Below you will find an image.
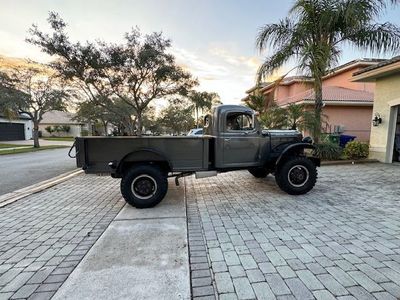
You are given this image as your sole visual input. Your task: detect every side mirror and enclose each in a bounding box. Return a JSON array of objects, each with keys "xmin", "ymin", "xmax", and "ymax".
[{"xmin": 262, "ymin": 131, "xmax": 269, "ymax": 137}]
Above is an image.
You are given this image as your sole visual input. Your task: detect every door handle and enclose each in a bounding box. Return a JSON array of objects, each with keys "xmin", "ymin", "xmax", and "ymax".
[{"xmin": 224, "ymin": 138, "xmax": 231, "ymax": 141}]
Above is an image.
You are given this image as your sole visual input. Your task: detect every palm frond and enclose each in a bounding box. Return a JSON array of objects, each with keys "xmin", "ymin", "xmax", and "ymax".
[
  {"xmin": 257, "ymin": 46, "xmax": 294, "ymax": 82},
  {"xmin": 256, "ymin": 18, "xmax": 296, "ymax": 52},
  {"xmin": 347, "ymin": 23, "xmax": 400, "ymax": 54}
]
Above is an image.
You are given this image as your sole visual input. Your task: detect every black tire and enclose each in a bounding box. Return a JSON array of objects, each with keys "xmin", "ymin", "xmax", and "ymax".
[
  {"xmin": 248, "ymin": 168, "xmax": 269, "ymax": 178},
  {"xmin": 120, "ymin": 165, "xmax": 168, "ymax": 208},
  {"xmin": 275, "ymin": 157, "xmax": 317, "ymax": 195}
]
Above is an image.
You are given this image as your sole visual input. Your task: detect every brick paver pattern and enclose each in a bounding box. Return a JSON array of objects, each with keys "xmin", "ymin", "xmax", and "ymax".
[
  {"xmin": 0, "ymin": 175, "xmax": 123, "ymax": 300},
  {"xmin": 186, "ymin": 164, "xmax": 400, "ymax": 300}
]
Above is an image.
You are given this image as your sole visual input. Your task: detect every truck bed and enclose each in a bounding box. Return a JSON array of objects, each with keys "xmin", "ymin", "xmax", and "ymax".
[{"xmin": 75, "ymin": 136, "xmax": 212, "ymax": 174}]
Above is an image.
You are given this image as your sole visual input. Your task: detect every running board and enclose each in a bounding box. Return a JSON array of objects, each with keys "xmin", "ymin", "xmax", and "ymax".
[{"xmin": 195, "ymin": 171, "xmax": 218, "ymax": 179}]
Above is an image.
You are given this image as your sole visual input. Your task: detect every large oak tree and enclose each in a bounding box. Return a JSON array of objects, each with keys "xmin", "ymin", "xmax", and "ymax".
[
  {"xmin": 0, "ymin": 66, "xmax": 68, "ymax": 147},
  {"xmin": 28, "ymin": 12, "xmax": 197, "ymax": 136}
]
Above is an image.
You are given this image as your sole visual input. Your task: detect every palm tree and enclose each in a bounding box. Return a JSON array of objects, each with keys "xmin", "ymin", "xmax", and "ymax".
[
  {"xmin": 259, "ymin": 101, "xmax": 289, "ymax": 129},
  {"xmin": 188, "ymin": 91, "xmax": 220, "ymax": 128},
  {"xmin": 243, "ymin": 90, "xmax": 269, "ymax": 115},
  {"xmin": 286, "ymin": 103, "xmax": 306, "ymax": 130},
  {"xmin": 256, "ymin": 0, "xmax": 400, "ymax": 142}
]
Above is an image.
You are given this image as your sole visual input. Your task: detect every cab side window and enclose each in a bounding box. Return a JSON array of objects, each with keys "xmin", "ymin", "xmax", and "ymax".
[{"xmin": 226, "ymin": 113, "xmax": 253, "ymax": 131}]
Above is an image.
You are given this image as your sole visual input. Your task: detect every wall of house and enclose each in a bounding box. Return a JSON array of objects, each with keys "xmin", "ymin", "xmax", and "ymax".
[
  {"xmin": 323, "ymin": 67, "xmax": 375, "ymax": 92},
  {"xmin": 39, "ymin": 124, "xmax": 82, "ymax": 137},
  {"xmin": 322, "ymin": 105, "xmax": 373, "ymax": 141},
  {"xmin": 0, "ymin": 117, "xmax": 33, "ymax": 140},
  {"xmin": 369, "ymin": 75, "xmax": 400, "ymax": 162}
]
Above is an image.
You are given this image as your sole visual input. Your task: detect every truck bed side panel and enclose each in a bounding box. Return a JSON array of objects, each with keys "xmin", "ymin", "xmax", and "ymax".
[{"xmin": 76, "ymin": 137, "xmax": 211, "ymax": 173}]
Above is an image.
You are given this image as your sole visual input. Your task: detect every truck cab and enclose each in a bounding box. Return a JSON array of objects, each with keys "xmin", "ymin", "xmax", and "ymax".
[{"xmin": 204, "ymin": 105, "xmax": 306, "ymax": 170}]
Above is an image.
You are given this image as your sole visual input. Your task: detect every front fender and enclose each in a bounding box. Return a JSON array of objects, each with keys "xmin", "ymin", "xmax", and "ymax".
[{"xmin": 275, "ymin": 143, "xmax": 319, "ymax": 166}]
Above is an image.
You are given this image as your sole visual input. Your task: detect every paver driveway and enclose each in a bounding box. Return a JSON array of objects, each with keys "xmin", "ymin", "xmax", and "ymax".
[
  {"xmin": 186, "ymin": 163, "xmax": 400, "ymax": 300},
  {"xmin": 1, "ymin": 163, "xmax": 399, "ymax": 300},
  {"xmin": 0, "ymin": 175, "xmax": 123, "ymax": 300}
]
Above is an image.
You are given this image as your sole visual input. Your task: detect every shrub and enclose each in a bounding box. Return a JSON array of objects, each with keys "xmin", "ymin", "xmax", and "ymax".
[
  {"xmin": 61, "ymin": 125, "xmax": 70, "ymax": 132},
  {"xmin": 53, "ymin": 125, "xmax": 62, "ymax": 132},
  {"xmin": 313, "ymin": 142, "xmax": 343, "ymax": 160},
  {"xmin": 81, "ymin": 129, "xmax": 89, "ymax": 136},
  {"xmin": 45, "ymin": 126, "xmax": 54, "ymax": 134},
  {"xmin": 343, "ymin": 141, "xmax": 369, "ymax": 159}
]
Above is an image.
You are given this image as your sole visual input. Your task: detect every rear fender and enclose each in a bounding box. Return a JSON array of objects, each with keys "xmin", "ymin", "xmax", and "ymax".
[{"xmin": 115, "ymin": 148, "xmax": 172, "ymax": 175}]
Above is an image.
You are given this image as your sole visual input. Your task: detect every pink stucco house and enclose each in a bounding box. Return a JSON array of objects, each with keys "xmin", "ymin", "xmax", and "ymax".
[{"xmin": 246, "ymin": 59, "xmax": 385, "ymax": 141}]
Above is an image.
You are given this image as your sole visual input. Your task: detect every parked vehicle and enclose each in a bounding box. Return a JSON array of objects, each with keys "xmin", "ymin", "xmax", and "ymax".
[
  {"xmin": 72, "ymin": 105, "xmax": 320, "ymax": 208},
  {"xmin": 187, "ymin": 128, "xmax": 203, "ymax": 136}
]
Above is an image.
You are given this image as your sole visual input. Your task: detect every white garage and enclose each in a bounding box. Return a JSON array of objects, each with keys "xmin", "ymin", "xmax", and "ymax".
[{"xmin": 0, "ymin": 114, "xmax": 33, "ymax": 141}]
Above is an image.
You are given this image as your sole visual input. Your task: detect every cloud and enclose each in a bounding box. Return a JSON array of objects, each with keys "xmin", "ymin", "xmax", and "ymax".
[
  {"xmin": 173, "ymin": 47, "xmax": 229, "ymax": 78},
  {"xmin": 209, "ymin": 47, "xmax": 261, "ymax": 70},
  {"xmin": 172, "ymin": 46, "xmax": 264, "ymax": 104},
  {"xmin": 0, "ymin": 30, "xmax": 51, "ymax": 63}
]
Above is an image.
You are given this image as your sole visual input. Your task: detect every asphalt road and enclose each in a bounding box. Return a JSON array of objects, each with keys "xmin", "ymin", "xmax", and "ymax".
[{"xmin": 0, "ymin": 148, "xmax": 77, "ymax": 195}]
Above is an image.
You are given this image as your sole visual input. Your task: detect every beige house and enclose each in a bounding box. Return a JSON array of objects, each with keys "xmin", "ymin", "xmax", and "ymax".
[
  {"xmin": 352, "ymin": 56, "xmax": 400, "ymax": 163},
  {"xmin": 39, "ymin": 110, "xmax": 88, "ymax": 137}
]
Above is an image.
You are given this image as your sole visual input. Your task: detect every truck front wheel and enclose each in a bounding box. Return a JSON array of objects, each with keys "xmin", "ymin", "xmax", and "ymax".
[
  {"xmin": 120, "ymin": 165, "xmax": 168, "ymax": 208},
  {"xmin": 275, "ymin": 157, "xmax": 317, "ymax": 195}
]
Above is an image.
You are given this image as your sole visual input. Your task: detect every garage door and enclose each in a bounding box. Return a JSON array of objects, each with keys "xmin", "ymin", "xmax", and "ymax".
[{"xmin": 0, "ymin": 122, "xmax": 25, "ymax": 141}]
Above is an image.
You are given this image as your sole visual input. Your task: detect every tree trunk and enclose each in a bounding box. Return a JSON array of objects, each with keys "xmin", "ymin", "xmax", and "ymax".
[
  {"xmin": 137, "ymin": 113, "xmax": 143, "ymax": 137},
  {"xmin": 103, "ymin": 121, "xmax": 108, "ymax": 136},
  {"xmin": 195, "ymin": 106, "xmax": 199, "ymax": 128},
  {"xmin": 33, "ymin": 121, "xmax": 40, "ymax": 148},
  {"xmin": 313, "ymin": 80, "xmax": 323, "ymax": 144}
]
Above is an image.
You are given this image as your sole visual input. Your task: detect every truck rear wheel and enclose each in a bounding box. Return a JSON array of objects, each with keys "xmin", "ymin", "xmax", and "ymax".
[
  {"xmin": 120, "ymin": 165, "xmax": 168, "ymax": 208},
  {"xmin": 248, "ymin": 168, "xmax": 269, "ymax": 178},
  {"xmin": 275, "ymin": 157, "xmax": 317, "ymax": 195}
]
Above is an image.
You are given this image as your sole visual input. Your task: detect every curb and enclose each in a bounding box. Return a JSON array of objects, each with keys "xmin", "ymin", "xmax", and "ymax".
[
  {"xmin": 321, "ymin": 159, "xmax": 379, "ymax": 166},
  {"xmin": 0, "ymin": 169, "xmax": 83, "ymax": 208}
]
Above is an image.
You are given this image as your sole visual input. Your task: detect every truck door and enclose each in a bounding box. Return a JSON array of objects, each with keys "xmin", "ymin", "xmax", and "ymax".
[{"xmin": 221, "ymin": 111, "xmax": 261, "ymax": 168}]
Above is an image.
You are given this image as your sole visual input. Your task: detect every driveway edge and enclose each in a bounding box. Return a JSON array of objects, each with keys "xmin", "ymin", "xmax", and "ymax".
[
  {"xmin": 0, "ymin": 169, "xmax": 83, "ymax": 207},
  {"xmin": 321, "ymin": 159, "xmax": 379, "ymax": 166}
]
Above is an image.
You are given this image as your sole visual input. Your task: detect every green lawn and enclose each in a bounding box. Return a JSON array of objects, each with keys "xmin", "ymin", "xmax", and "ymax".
[
  {"xmin": 0, "ymin": 143, "xmax": 29, "ymax": 149},
  {"xmin": 0, "ymin": 145, "xmax": 68, "ymax": 155},
  {"xmin": 42, "ymin": 137, "xmax": 75, "ymax": 142}
]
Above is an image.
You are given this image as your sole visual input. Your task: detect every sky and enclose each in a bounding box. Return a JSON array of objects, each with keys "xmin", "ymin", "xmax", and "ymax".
[{"xmin": 1, "ymin": 0, "xmax": 399, "ymax": 104}]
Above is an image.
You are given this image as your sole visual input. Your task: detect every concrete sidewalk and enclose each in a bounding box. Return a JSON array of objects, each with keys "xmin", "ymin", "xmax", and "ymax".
[{"xmin": 52, "ymin": 182, "xmax": 190, "ymax": 300}]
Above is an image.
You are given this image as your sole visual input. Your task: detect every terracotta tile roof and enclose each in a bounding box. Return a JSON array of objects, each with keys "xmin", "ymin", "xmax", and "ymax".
[
  {"xmin": 328, "ymin": 58, "xmax": 385, "ymax": 74},
  {"xmin": 256, "ymin": 59, "xmax": 383, "ymax": 94},
  {"xmin": 280, "ymin": 86, "xmax": 374, "ymax": 106},
  {"xmin": 281, "ymin": 76, "xmax": 313, "ymax": 83},
  {"xmin": 353, "ymin": 56, "xmax": 400, "ymax": 76}
]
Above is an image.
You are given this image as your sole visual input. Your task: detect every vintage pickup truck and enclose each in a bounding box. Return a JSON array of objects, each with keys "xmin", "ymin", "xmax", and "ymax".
[{"xmin": 73, "ymin": 105, "xmax": 320, "ymax": 208}]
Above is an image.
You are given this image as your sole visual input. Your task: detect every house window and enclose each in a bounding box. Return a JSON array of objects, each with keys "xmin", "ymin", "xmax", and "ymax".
[{"xmin": 226, "ymin": 112, "xmax": 253, "ymax": 131}]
